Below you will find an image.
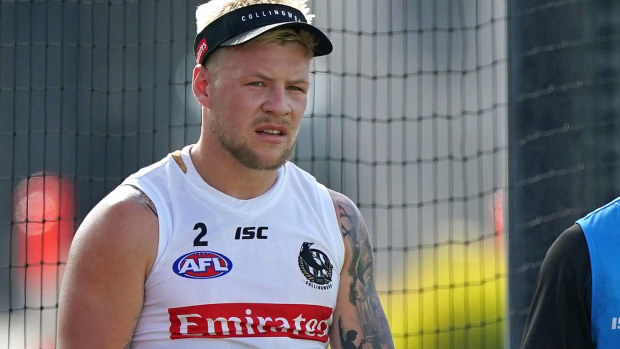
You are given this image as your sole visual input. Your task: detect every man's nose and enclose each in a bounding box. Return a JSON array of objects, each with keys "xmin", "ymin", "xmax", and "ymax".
[{"xmin": 262, "ymin": 86, "xmax": 291, "ymax": 117}]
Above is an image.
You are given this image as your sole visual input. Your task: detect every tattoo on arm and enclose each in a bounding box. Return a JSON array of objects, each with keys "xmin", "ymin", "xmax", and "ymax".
[
  {"xmin": 125, "ymin": 184, "xmax": 158, "ymax": 217},
  {"xmin": 338, "ymin": 316, "xmax": 367, "ymax": 349},
  {"xmin": 329, "ymin": 190, "xmax": 394, "ymax": 348}
]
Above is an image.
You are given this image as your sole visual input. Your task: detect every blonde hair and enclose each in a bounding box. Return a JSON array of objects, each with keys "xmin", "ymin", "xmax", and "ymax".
[{"xmin": 196, "ymin": 0, "xmax": 315, "ymax": 34}]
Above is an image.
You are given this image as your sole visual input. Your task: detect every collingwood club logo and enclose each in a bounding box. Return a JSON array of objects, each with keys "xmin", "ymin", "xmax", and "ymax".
[{"xmin": 298, "ymin": 242, "xmax": 333, "ymax": 290}]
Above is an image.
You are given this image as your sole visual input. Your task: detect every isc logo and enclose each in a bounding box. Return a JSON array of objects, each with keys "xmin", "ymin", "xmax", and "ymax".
[
  {"xmin": 173, "ymin": 251, "xmax": 233, "ymax": 279},
  {"xmin": 235, "ymin": 226, "xmax": 268, "ymax": 240}
]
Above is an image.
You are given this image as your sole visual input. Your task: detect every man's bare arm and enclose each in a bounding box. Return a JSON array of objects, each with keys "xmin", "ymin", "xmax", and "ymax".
[
  {"xmin": 57, "ymin": 185, "xmax": 158, "ymax": 348},
  {"xmin": 328, "ymin": 189, "xmax": 394, "ymax": 349}
]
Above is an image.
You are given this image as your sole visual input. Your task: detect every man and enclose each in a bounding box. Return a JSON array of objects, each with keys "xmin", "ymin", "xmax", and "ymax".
[
  {"xmin": 57, "ymin": 0, "xmax": 394, "ymax": 348},
  {"xmin": 521, "ymin": 197, "xmax": 620, "ymax": 349}
]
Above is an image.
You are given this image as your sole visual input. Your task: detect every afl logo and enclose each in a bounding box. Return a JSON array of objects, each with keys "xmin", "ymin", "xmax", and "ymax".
[
  {"xmin": 173, "ymin": 251, "xmax": 233, "ymax": 279},
  {"xmin": 298, "ymin": 242, "xmax": 333, "ymax": 287}
]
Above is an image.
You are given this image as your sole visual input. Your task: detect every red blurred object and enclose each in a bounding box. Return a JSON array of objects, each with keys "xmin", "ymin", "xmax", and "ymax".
[
  {"xmin": 13, "ymin": 173, "xmax": 76, "ymax": 265},
  {"xmin": 11, "ymin": 174, "xmax": 76, "ymax": 349},
  {"xmin": 493, "ymin": 189, "xmax": 504, "ymax": 251}
]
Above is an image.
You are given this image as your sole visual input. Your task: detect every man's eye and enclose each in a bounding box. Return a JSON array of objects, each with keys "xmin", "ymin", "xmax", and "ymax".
[
  {"xmin": 288, "ymin": 86, "xmax": 306, "ymax": 93},
  {"xmin": 250, "ymin": 82, "xmax": 265, "ymax": 87}
]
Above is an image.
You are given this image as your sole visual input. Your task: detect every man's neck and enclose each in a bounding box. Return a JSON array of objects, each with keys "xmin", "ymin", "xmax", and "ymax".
[{"xmin": 189, "ymin": 143, "xmax": 279, "ymax": 200}]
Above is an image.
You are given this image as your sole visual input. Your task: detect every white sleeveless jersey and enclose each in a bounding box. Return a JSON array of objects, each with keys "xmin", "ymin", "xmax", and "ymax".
[{"xmin": 123, "ymin": 145, "xmax": 345, "ymax": 348}]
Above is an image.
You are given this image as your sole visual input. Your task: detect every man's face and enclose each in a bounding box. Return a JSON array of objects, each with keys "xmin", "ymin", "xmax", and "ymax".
[{"xmin": 205, "ymin": 41, "xmax": 311, "ymax": 170}]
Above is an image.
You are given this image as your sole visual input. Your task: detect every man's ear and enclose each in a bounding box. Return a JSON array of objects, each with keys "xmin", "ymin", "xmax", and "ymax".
[{"xmin": 192, "ymin": 64, "xmax": 210, "ymax": 108}]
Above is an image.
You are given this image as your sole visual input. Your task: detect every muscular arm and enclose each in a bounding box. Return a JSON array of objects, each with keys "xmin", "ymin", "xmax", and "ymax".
[
  {"xmin": 327, "ymin": 189, "xmax": 394, "ymax": 349},
  {"xmin": 57, "ymin": 185, "xmax": 159, "ymax": 348}
]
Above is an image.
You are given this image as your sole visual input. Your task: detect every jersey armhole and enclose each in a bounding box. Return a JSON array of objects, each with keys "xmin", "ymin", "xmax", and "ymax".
[{"xmin": 122, "ymin": 176, "xmax": 171, "ymax": 279}]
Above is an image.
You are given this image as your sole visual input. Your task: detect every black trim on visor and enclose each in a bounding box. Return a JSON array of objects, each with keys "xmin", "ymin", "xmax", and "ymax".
[{"xmin": 193, "ymin": 3, "xmax": 332, "ymax": 65}]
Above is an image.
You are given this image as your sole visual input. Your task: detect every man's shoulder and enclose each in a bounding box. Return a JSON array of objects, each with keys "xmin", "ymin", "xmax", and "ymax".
[
  {"xmin": 538, "ymin": 224, "xmax": 590, "ymax": 293},
  {"xmin": 281, "ymin": 162, "xmax": 360, "ymax": 218},
  {"xmin": 325, "ymin": 188, "xmax": 355, "ymax": 207},
  {"xmin": 551, "ymin": 224, "xmax": 587, "ymax": 255},
  {"xmin": 544, "ymin": 224, "xmax": 589, "ymax": 270},
  {"xmin": 88, "ymin": 185, "xmax": 159, "ymax": 227},
  {"xmin": 70, "ymin": 184, "xmax": 159, "ymax": 272}
]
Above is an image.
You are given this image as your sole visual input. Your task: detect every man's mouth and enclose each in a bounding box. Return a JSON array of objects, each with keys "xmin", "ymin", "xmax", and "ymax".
[{"xmin": 260, "ymin": 129, "xmax": 283, "ymax": 135}]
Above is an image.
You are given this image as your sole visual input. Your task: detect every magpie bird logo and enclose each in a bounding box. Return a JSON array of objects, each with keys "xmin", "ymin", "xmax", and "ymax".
[{"xmin": 298, "ymin": 242, "xmax": 333, "ymax": 287}]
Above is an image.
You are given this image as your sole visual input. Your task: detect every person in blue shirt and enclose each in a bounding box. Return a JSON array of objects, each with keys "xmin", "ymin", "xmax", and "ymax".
[{"xmin": 522, "ymin": 197, "xmax": 620, "ymax": 349}]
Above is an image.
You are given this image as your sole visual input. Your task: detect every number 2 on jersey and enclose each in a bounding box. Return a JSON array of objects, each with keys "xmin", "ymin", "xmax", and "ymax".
[{"xmin": 193, "ymin": 222, "xmax": 208, "ymax": 246}]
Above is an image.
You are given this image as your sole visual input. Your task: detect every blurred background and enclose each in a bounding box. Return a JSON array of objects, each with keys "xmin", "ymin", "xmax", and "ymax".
[{"xmin": 1, "ymin": 0, "xmax": 619, "ymax": 348}]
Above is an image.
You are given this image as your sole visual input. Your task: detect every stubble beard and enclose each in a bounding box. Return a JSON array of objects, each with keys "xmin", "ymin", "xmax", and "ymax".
[{"xmin": 210, "ymin": 113, "xmax": 296, "ymax": 171}]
